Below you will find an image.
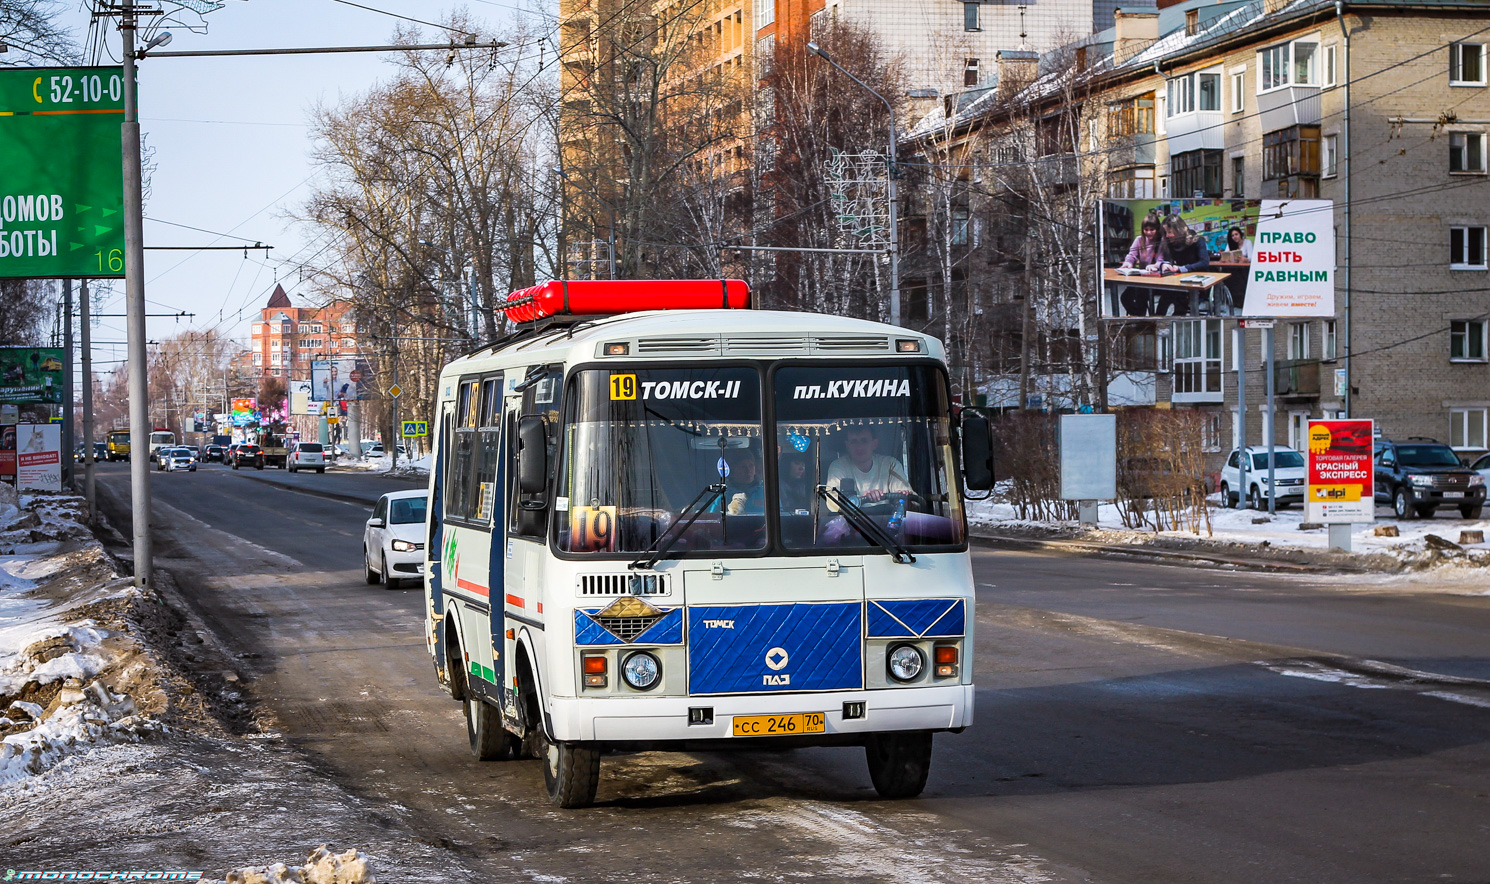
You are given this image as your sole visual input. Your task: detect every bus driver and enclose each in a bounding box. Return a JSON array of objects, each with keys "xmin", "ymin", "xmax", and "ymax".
[{"xmin": 826, "ymin": 426, "xmax": 910, "ymax": 503}]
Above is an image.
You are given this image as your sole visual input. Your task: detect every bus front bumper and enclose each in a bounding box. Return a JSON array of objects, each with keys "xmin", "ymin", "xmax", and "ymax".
[{"xmin": 548, "ymin": 683, "xmax": 974, "ymax": 744}]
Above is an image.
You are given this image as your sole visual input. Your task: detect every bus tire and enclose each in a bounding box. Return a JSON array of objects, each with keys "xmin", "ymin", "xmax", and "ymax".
[
  {"xmin": 865, "ymin": 730, "xmax": 933, "ymax": 799},
  {"xmin": 465, "ymin": 693, "xmax": 515, "ymax": 761},
  {"xmin": 542, "ymin": 734, "xmax": 600, "ymax": 808}
]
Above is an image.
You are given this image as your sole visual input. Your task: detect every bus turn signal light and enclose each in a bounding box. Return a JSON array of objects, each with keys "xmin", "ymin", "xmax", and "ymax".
[
  {"xmin": 583, "ymin": 654, "xmax": 608, "ymax": 688},
  {"xmin": 934, "ymin": 645, "xmax": 958, "ymax": 678}
]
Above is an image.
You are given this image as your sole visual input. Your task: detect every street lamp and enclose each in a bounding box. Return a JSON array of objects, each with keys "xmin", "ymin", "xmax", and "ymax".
[
  {"xmin": 806, "ymin": 41, "xmax": 901, "ymax": 328},
  {"xmin": 552, "ymin": 167, "xmax": 617, "ymax": 280}
]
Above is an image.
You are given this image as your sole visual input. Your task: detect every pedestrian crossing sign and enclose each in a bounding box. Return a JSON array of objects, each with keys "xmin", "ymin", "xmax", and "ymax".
[{"xmin": 402, "ymin": 420, "xmax": 428, "ymax": 438}]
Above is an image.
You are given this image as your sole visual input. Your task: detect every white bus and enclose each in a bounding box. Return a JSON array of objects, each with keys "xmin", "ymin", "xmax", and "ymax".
[{"xmin": 423, "ymin": 279, "xmax": 995, "ymax": 807}]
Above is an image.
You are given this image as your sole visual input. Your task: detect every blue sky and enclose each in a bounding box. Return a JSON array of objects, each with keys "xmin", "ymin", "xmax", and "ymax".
[{"xmin": 63, "ymin": 0, "xmax": 541, "ymax": 364}]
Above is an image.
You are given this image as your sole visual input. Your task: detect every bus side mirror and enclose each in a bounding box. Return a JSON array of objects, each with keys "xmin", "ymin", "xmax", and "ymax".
[
  {"xmin": 961, "ymin": 414, "xmax": 996, "ymax": 490},
  {"xmin": 518, "ymin": 416, "xmax": 548, "ymax": 496}
]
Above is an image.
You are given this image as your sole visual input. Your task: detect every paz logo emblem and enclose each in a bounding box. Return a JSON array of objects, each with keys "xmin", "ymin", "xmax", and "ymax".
[{"xmin": 764, "ymin": 647, "xmax": 789, "ymax": 671}]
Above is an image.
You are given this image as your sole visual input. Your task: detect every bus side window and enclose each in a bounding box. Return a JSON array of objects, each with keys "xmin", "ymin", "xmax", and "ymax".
[{"xmin": 510, "ymin": 366, "xmax": 562, "ymax": 539}]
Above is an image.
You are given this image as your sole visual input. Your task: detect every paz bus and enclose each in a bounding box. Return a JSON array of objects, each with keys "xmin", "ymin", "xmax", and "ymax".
[{"xmin": 423, "ymin": 279, "xmax": 995, "ymax": 807}]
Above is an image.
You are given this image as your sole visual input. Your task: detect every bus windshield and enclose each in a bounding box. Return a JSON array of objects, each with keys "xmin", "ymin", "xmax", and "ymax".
[
  {"xmin": 774, "ymin": 364, "xmax": 964, "ymax": 552},
  {"xmin": 557, "ymin": 366, "xmax": 767, "ymax": 555}
]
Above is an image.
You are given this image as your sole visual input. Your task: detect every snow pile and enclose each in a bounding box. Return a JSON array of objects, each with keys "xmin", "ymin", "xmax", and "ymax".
[
  {"xmin": 220, "ymin": 846, "xmax": 376, "ymax": 884},
  {"xmin": 968, "ymin": 492, "xmax": 1490, "ymax": 569},
  {"xmin": 0, "ymin": 482, "xmax": 19, "ymax": 526}
]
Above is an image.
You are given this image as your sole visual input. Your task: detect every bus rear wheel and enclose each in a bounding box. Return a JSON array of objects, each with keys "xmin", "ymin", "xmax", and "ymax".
[
  {"xmin": 464, "ymin": 693, "xmax": 518, "ymax": 761},
  {"xmin": 865, "ymin": 730, "xmax": 933, "ymax": 799},
  {"xmin": 541, "ymin": 733, "xmax": 600, "ymax": 808}
]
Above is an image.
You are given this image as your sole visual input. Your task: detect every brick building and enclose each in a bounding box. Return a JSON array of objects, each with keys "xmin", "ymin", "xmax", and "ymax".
[
  {"xmin": 914, "ymin": 0, "xmax": 1490, "ymax": 463},
  {"xmin": 248, "ymin": 285, "xmax": 358, "ymax": 381}
]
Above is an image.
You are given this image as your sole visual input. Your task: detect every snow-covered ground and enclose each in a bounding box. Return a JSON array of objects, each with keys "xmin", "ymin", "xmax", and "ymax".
[
  {"xmin": 0, "ymin": 485, "xmax": 458, "ymax": 882},
  {"xmin": 967, "ymin": 490, "xmax": 1490, "ymax": 571},
  {"xmin": 330, "ymin": 452, "xmax": 431, "ymax": 479}
]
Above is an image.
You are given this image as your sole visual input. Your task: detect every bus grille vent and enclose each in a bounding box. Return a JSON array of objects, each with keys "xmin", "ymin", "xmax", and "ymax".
[
  {"xmin": 636, "ymin": 337, "xmax": 720, "ymax": 355},
  {"xmin": 593, "ymin": 614, "xmax": 664, "ymax": 643},
  {"xmin": 578, "ymin": 574, "xmax": 670, "ymax": 596},
  {"xmin": 812, "ymin": 335, "xmax": 892, "ymax": 352},
  {"xmin": 723, "ymin": 336, "xmax": 811, "ymax": 355}
]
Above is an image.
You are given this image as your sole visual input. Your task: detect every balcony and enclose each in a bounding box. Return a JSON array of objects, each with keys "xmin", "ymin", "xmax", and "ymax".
[{"xmin": 1274, "ymin": 359, "xmax": 1320, "ymax": 398}]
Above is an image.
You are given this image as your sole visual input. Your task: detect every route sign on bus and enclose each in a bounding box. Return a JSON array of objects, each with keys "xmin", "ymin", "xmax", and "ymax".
[{"xmin": 0, "ymin": 66, "xmax": 126, "ymax": 279}]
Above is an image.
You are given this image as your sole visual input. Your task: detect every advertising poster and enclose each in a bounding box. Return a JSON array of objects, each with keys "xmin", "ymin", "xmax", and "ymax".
[
  {"xmin": 311, "ymin": 358, "xmax": 373, "ymax": 402},
  {"xmin": 16, "ymin": 423, "xmax": 61, "ymax": 491},
  {"xmin": 1099, "ymin": 199, "xmax": 1334, "ymax": 319},
  {"xmin": 0, "ymin": 422, "xmax": 14, "ymax": 484},
  {"xmin": 231, "ymin": 397, "xmax": 258, "ymax": 428},
  {"xmin": 289, "ymin": 379, "xmax": 317, "ymax": 416},
  {"xmin": 0, "ymin": 347, "xmax": 65, "ymax": 404},
  {"xmin": 1306, "ymin": 419, "xmax": 1375, "ymax": 523}
]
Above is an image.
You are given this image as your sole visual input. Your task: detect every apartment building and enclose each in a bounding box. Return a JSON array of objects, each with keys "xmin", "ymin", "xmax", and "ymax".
[
  {"xmin": 919, "ymin": 0, "xmax": 1490, "ymax": 461},
  {"xmin": 249, "ymin": 285, "xmax": 357, "ymax": 381}
]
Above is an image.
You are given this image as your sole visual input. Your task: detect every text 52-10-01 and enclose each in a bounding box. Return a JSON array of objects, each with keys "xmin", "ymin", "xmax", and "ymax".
[{"xmin": 39, "ymin": 73, "xmax": 123, "ymax": 106}]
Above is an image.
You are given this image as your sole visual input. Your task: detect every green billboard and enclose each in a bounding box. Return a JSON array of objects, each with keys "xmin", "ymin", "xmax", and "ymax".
[
  {"xmin": 0, "ymin": 347, "xmax": 65, "ymax": 404},
  {"xmin": 0, "ymin": 66, "xmax": 126, "ymax": 279}
]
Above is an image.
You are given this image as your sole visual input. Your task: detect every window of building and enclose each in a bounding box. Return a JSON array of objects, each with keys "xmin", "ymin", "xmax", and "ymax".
[
  {"xmin": 1185, "ymin": 9, "xmax": 1199, "ymax": 35},
  {"xmin": 252, "ymin": 353, "xmax": 262, "ymax": 365},
  {"xmin": 1451, "ymin": 226, "xmax": 1488, "ymax": 269},
  {"xmin": 271, "ymin": 340, "xmax": 281, "ymax": 349},
  {"xmin": 1287, "ymin": 321, "xmax": 1310, "ymax": 360},
  {"xmin": 310, "ymin": 324, "xmax": 323, "ymax": 333},
  {"xmin": 950, "ymin": 206, "xmax": 970, "ymax": 246},
  {"xmin": 1232, "ymin": 155, "xmax": 1245, "ymax": 197},
  {"xmin": 1450, "ymin": 42, "xmax": 1485, "ymax": 86},
  {"xmin": 1231, "ymin": 68, "xmax": 1245, "ymax": 113},
  {"xmin": 755, "ymin": 0, "xmax": 775, "ymax": 29},
  {"xmin": 1324, "ymin": 320, "xmax": 1337, "ymax": 360},
  {"xmin": 1167, "ymin": 75, "xmax": 1194, "ymax": 116},
  {"xmin": 1451, "ymin": 319, "xmax": 1488, "ymax": 361},
  {"xmin": 1323, "ymin": 44, "xmax": 1337, "ymax": 87},
  {"xmin": 1263, "ymin": 125, "xmax": 1321, "ymax": 180},
  {"xmin": 963, "ymin": 2, "xmax": 979, "ymax": 31},
  {"xmin": 1109, "ymin": 165, "xmax": 1156, "ymax": 199},
  {"xmin": 1323, "ymin": 134, "xmax": 1338, "ymax": 177},
  {"xmin": 1259, "ymin": 39, "xmax": 1319, "ymax": 91},
  {"xmin": 1197, "ymin": 72, "xmax": 1221, "ymax": 111},
  {"xmin": 1450, "ymin": 407, "xmax": 1488, "ymax": 450},
  {"xmin": 1107, "ymin": 92, "xmax": 1155, "ymax": 136},
  {"xmin": 1172, "ymin": 149, "xmax": 1223, "ymax": 198},
  {"xmin": 1173, "ymin": 319, "xmax": 1223, "ymax": 401},
  {"xmin": 1450, "ymin": 132, "xmax": 1487, "ymax": 173},
  {"xmin": 964, "ymin": 57, "xmax": 980, "ymax": 86}
]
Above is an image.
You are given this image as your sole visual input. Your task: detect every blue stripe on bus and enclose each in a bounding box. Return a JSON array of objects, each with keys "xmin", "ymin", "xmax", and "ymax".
[{"xmin": 866, "ymin": 599, "xmax": 966, "ymax": 638}]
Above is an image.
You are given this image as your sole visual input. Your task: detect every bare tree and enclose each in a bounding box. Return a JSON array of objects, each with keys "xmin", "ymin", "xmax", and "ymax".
[
  {"xmin": 0, "ymin": 0, "xmax": 77, "ymax": 66},
  {"xmin": 0, "ymin": 279, "xmax": 55, "ymax": 345}
]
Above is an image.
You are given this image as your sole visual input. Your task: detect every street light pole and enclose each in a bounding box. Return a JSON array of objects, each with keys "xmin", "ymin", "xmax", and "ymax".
[
  {"xmin": 806, "ymin": 41, "xmax": 900, "ymax": 327},
  {"xmin": 121, "ymin": 0, "xmax": 153, "ymax": 586}
]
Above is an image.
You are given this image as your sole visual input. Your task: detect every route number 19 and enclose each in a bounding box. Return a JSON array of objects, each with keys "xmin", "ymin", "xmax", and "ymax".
[{"xmin": 609, "ymin": 374, "xmax": 637, "ymax": 400}]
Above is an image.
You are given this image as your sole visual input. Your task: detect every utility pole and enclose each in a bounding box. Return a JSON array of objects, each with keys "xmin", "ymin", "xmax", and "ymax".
[
  {"xmin": 121, "ymin": 0, "xmax": 153, "ymax": 586},
  {"xmin": 62, "ymin": 280, "xmax": 74, "ymax": 488},
  {"xmin": 81, "ymin": 280, "xmax": 96, "ymax": 522}
]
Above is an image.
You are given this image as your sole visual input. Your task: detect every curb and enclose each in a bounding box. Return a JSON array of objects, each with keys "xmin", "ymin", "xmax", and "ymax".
[{"xmin": 971, "ymin": 531, "xmax": 1369, "ymax": 573}]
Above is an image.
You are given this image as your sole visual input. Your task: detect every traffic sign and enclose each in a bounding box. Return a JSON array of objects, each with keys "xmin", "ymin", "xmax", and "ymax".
[
  {"xmin": 327, "ymin": 416, "xmax": 339, "ymax": 425},
  {"xmin": 401, "ymin": 420, "xmax": 428, "ymax": 438},
  {"xmin": 0, "ymin": 67, "xmax": 127, "ymax": 279},
  {"xmin": 387, "ymin": 384, "xmax": 403, "ymax": 399}
]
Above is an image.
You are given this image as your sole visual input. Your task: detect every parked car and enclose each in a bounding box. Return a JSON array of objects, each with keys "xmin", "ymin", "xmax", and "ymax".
[
  {"xmin": 366, "ymin": 442, "xmax": 407, "ymax": 458},
  {"xmin": 156, "ymin": 446, "xmax": 197, "ymax": 472},
  {"xmin": 288, "ymin": 441, "xmax": 326, "ymax": 474},
  {"xmin": 1471, "ymin": 451, "xmax": 1490, "ymax": 487},
  {"xmin": 1374, "ymin": 437, "xmax": 1485, "ymax": 519},
  {"xmin": 1219, "ymin": 445, "xmax": 1308, "ymax": 509},
  {"xmin": 230, "ymin": 443, "xmax": 265, "ymax": 470},
  {"xmin": 364, "ymin": 490, "xmax": 428, "ymax": 589}
]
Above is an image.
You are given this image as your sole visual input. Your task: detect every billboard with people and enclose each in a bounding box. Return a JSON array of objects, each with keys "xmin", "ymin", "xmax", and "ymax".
[
  {"xmin": 1099, "ymin": 199, "xmax": 1334, "ymax": 319},
  {"xmin": 311, "ymin": 358, "xmax": 374, "ymax": 402},
  {"xmin": 0, "ymin": 347, "xmax": 65, "ymax": 404}
]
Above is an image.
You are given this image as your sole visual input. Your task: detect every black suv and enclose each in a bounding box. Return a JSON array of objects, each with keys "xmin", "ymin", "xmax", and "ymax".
[
  {"xmin": 1374, "ymin": 437, "xmax": 1485, "ymax": 519},
  {"xmin": 231, "ymin": 443, "xmax": 265, "ymax": 470}
]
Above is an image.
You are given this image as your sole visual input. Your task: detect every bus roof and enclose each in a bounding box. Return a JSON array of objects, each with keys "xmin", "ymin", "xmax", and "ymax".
[{"xmin": 442, "ymin": 309, "xmax": 944, "ymax": 385}]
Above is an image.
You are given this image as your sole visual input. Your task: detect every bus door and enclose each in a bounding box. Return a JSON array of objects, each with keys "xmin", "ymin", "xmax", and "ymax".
[{"xmin": 426, "ymin": 394, "xmax": 455, "ymax": 686}]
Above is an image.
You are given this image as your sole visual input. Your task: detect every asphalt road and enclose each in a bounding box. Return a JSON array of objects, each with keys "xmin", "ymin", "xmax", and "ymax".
[{"xmin": 96, "ymin": 462, "xmax": 1490, "ymax": 883}]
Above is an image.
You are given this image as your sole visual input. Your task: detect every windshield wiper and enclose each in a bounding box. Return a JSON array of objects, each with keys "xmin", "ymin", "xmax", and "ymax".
[
  {"xmin": 816, "ymin": 486, "xmax": 915, "ymax": 564},
  {"xmin": 630, "ymin": 483, "xmax": 727, "ymax": 571}
]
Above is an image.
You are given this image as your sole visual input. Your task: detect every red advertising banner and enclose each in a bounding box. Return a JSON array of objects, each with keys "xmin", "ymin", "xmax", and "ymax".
[{"xmin": 1306, "ymin": 419, "xmax": 1375, "ymax": 523}]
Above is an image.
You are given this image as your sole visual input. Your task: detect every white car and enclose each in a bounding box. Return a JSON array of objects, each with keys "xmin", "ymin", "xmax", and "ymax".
[
  {"xmin": 1219, "ymin": 445, "xmax": 1307, "ymax": 509},
  {"xmin": 364, "ymin": 490, "xmax": 428, "ymax": 588},
  {"xmin": 1471, "ymin": 452, "xmax": 1490, "ymax": 487},
  {"xmin": 288, "ymin": 442, "xmax": 326, "ymax": 474},
  {"xmin": 156, "ymin": 446, "xmax": 197, "ymax": 472}
]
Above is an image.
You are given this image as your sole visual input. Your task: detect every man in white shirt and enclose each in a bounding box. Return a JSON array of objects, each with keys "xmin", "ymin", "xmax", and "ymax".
[{"xmin": 825, "ymin": 426, "xmax": 910, "ymax": 504}]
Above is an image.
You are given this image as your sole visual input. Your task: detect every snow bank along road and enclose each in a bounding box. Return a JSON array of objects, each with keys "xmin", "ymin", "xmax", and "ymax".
[{"xmin": 90, "ymin": 461, "xmax": 1490, "ymax": 883}]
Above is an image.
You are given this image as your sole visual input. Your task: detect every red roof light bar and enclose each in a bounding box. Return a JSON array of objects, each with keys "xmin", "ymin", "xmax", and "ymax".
[{"xmin": 497, "ymin": 279, "xmax": 750, "ymax": 324}]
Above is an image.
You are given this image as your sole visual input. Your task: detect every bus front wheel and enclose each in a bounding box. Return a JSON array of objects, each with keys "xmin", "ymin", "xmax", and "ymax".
[
  {"xmin": 542, "ymin": 734, "xmax": 600, "ymax": 808},
  {"xmin": 865, "ymin": 730, "xmax": 933, "ymax": 799}
]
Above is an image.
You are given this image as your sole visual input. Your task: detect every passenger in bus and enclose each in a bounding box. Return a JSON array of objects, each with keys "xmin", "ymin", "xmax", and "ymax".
[
  {"xmin": 825, "ymin": 426, "xmax": 910, "ymax": 504},
  {"xmin": 778, "ymin": 450, "xmax": 814, "ymax": 514},
  {"xmin": 723, "ymin": 452, "xmax": 766, "ymax": 515}
]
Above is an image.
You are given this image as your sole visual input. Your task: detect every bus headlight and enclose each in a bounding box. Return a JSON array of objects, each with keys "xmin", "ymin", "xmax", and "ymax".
[
  {"xmin": 887, "ymin": 645, "xmax": 924, "ymax": 682},
  {"xmin": 622, "ymin": 652, "xmax": 661, "ymax": 691}
]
